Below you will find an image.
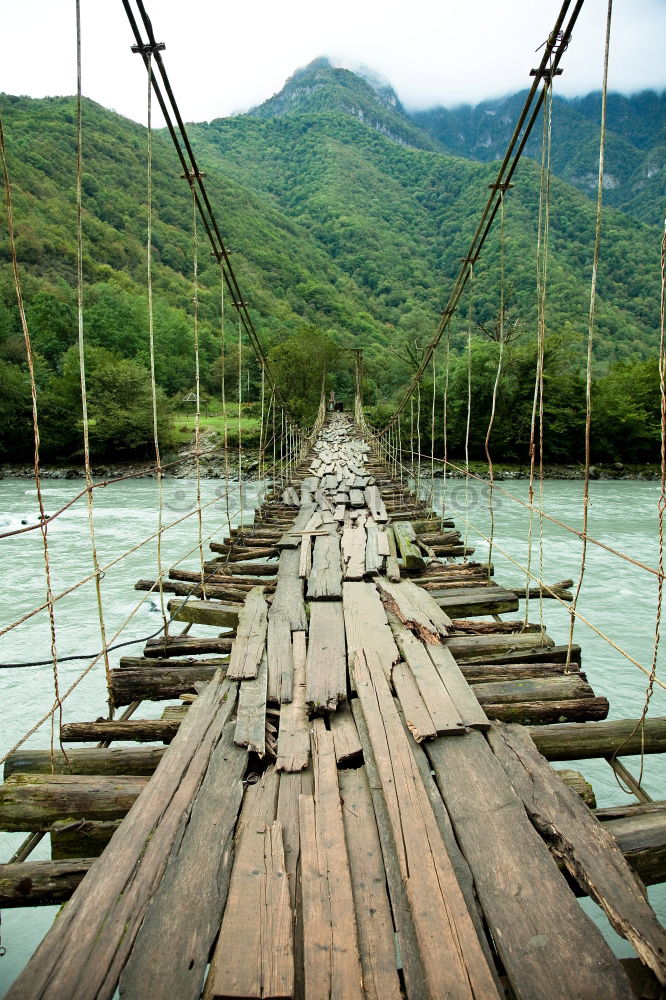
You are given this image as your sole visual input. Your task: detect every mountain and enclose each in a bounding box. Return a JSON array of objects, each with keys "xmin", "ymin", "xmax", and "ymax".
[
  {"xmin": 0, "ymin": 61, "xmax": 663, "ymax": 460},
  {"xmin": 249, "ymin": 57, "xmax": 442, "ymax": 152},
  {"xmin": 411, "ymin": 90, "xmax": 666, "ymax": 225}
]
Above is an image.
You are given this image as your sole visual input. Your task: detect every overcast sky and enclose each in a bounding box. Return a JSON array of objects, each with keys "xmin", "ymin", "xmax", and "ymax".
[{"xmin": 2, "ymin": 0, "xmax": 666, "ymax": 127}]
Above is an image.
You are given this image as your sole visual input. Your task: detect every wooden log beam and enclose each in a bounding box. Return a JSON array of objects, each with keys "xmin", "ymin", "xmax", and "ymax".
[
  {"xmin": 61, "ymin": 720, "xmax": 180, "ymax": 743},
  {"xmin": 144, "ymin": 636, "xmax": 233, "ymax": 658},
  {"xmin": 483, "ymin": 696, "xmax": 609, "ymax": 725},
  {"xmin": 51, "ymin": 819, "xmax": 120, "ymax": 860},
  {"xmin": 0, "ymin": 774, "xmax": 148, "ymax": 831},
  {"xmin": 528, "ymin": 717, "xmax": 666, "ymax": 761},
  {"xmin": 0, "ymin": 859, "xmax": 94, "ymax": 908},
  {"xmin": 4, "ymin": 746, "xmax": 165, "ymax": 779},
  {"xmin": 110, "ymin": 664, "xmax": 221, "ymax": 706},
  {"xmin": 167, "ymin": 598, "xmax": 239, "ymax": 629}
]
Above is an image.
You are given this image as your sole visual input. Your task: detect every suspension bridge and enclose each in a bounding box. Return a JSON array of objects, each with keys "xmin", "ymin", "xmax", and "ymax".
[{"xmin": 1, "ymin": 0, "xmax": 666, "ymax": 997}]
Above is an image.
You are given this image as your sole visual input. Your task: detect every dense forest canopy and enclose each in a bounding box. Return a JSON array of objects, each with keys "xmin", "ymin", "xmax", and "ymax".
[{"xmin": 0, "ymin": 60, "xmax": 663, "ymax": 464}]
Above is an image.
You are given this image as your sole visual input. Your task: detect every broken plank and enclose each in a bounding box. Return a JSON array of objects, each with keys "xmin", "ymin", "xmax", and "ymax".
[
  {"xmin": 278, "ymin": 503, "xmax": 316, "ymax": 548},
  {"xmin": 276, "ymin": 632, "xmax": 309, "ymax": 772},
  {"xmin": 427, "ymin": 643, "xmax": 490, "ymax": 730},
  {"xmin": 377, "ymin": 577, "xmax": 450, "ymax": 643},
  {"xmin": 342, "ymin": 581, "xmax": 400, "ymax": 685},
  {"xmin": 391, "ymin": 521, "xmax": 425, "ymax": 571},
  {"xmin": 342, "ymin": 513, "xmax": 366, "ymax": 581},
  {"xmin": 307, "ymin": 529, "xmax": 343, "ymax": 600},
  {"xmin": 267, "ymin": 615, "xmax": 294, "ymax": 704},
  {"xmin": 329, "ymin": 698, "xmax": 363, "ymax": 766},
  {"xmin": 364, "ymin": 485, "xmax": 387, "ymax": 523},
  {"xmin": 234, "ymin": 650, "xmax": 268, "ymax": 755},
  {"xmin": 391, "ymin": 661, "xmax": 437, "ymax": 742},
  {"xmin": 489, "ymin": 722, "xmax": 666, "ymax": 986},
  {"xmin": 391, "ymin": 624, "xmax": 465, "ymax": 735},
  {"xmin": 270, "ymin": 548, "xmax": 308, "ymax": 631},
  {"xmin": 226, "ymin": 586, "xmax": 267, "ymax": 681},
  {"xmin": 305, "ymin": 601, "xmax": 346, "ymax": 712}
]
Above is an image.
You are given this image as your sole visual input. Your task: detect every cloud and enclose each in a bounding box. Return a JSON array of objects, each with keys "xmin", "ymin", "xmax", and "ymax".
[{"xmin": 2, "ymin": 0, "xmax": 665, "ymax": 126}]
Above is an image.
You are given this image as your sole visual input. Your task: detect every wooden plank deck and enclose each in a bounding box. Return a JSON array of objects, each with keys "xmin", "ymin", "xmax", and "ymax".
[{"xmin": 3, "ymin": 413, "xmax": 665, "ymax": 1000}]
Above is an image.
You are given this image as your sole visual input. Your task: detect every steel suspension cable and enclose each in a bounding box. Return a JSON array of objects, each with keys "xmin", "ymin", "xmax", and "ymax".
[{"xmin": 76, "ymin": 0, "xmax": 113, "ymax": 715}]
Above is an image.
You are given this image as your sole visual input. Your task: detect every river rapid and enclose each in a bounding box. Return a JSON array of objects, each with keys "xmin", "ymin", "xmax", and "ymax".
[{"xmin": 0, "ymin": 475, "xmax": 664, "ymax": 992}]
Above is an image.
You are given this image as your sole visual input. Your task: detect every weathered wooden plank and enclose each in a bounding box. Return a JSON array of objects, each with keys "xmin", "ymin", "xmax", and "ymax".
[
  {"xmin": 204, "ymin": 770, "xmax": 281, "ymax": 1000},
  {"xmin": 277, "ymin": 770, "xmax": 312, "ymax": 908},
  {"xmin": 427, "ymin": 643, "xmax": 490, "ymax": 730},
  {"xmin": 276, "ymin": 632, "xmax": 309, "ymax": 772},
  {"xmin": 391, "ymin": 660, "xmax": 437, "ymax": 742},
  {"xmin": 338, "ymin": 767, "xmax": 402, "ymax": 1000},
  {"xmin": 342, "ymin": 512, "xmax": 367, "ymax": 581},
  {"xmin": 226, "ymin": 586, "xmax": 267, "ymax": 681},
  {"xmin": 270, "ymin": 548, "xmax": 308, "ymax": 631},
  {"xmin": 426, "ymin": 729, "xmax": 633, "ymax": 1000},
  {"xmin": 168, "ymin": 598, "xmax": 239, "ymax": 629},
  {"xmin": 262, "ymin": 821, "xmax": 295, "ymax": 1000},
  {"xmin": 528, "ymin": 716, "xmax": 666, "ymax": 761},
  {"xmin": 5, "ymin": 673, "xmax": 238, "ymax": 1000},
  {"xmin": 354, "ymin": 650, "xmax": 502, "ymax": 999},
  {"xmin": 349, "ymin": 703, "xmax": 427, "ymax": 1000},
  {"xmin": 298, "ymin": 531, "xmax": 313, "ymax": 578},
  {"xmin": 342, "ymin": 582, "xmax": 400, "ymax": 685},
  {"xmin": 349, "ymin": 488, "xmax": 365, "ymax": 507},
  {"xmin": 329, "ymin": 698, "xmax": 363, "ymax": 766},
  {"xmin": 267, "ymin": 615, "xmax": 293, "ymax": 704},
  {"xmin": 472, "ymin": 673, "xmax": 596, "ymax": 705},
  {"xmin": 385, "ymin": 524, "xmax": 401, "ymax": 581},
  {"xmin": 0, "ymin": 859, "xmax": 93, "ymax": 908},
  {"xmin": 235, "ymin": 650, "xmax": 268, "ymax": 755},
  {"xmin": 376, "ymin": 526, "xmax": 390, "ymax": 558},
  {"xmin": 305, "ymin": 601, "xmax": 347, "ymax": 712},
  {"xmin": 310, "ymin": 721, "xmax": 364, "ymax": 998},
  {"xmin": 489, "ymin": 722, "xmax": 666, "ymax": 986},
  {"xmin": 364, "ymin": 485, "xmax": 387, "ymax": 523},
  {"xmin": 0, "ymin": 774, "xmax": 148, "ymax": 831},
  {"xmin": 298, "ymin": 794, "xmax": 332, "ymax": 1000},
  {"xmin": 307, "ymin": 529, "xmax": 343, "ymax": 600},
  {"xmin": 391, "ymin": 521, "xmax": 425, "ymax": 571},
  {"xmin": 391, "ymin": 625, "xmax": 464, "ymax": 735},
  {"xmin": 120, "ymin": 720, "xmax": 247, "ymax": 1000},
  {"xmin": 4, "ymin": 746, "xmax": 165, "ymax": 779}
]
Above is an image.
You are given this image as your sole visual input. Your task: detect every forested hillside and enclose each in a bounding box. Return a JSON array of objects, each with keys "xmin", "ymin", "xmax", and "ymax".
[{"xmin": 0, "ymin": 59, "xmax": 662, "ymax": 464}]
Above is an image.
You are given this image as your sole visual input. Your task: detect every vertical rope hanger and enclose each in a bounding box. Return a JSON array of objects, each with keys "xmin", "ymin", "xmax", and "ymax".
[
  {"xmin": 484, "ymin": 191, "xmax": 508, "ymax": 582},
  {"xmin": 189, "ymin": 182, "xmax": 206, "ymax": 592},
  {"xmin": 220, "ymin": 266, "xmax": 232, "ymax": 533},
  {"xmin": 75, "ymin": 0, "xmax": 113, "ymax": 716},
  {"xmin": 441, "ymin": 327, "xmax": 450, "ymax": 527},
  {"xmin": 144, "ymin": 51, "xmax": 168, "ymax": 636},
  {"xmin": 566, "ymin": 0, "xmax": 613, "ymax": 671},
  {"xmin": 0, "ymin": 111, "xmax": 66, "ymax": 768},
  {"xmin": 525, "ymin": 75, "xmax": 553, "ymax": 627},
  {"xmin": 430, "ymin": 350, "xmax": 437, "ymax": 511},
  {"xmin": 237, "ymin": 312, "xmax": 244, "ymax": 528},
  {"xmin": 463, "ymin": 267, "xmax": 474, "ymax": 559}
]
